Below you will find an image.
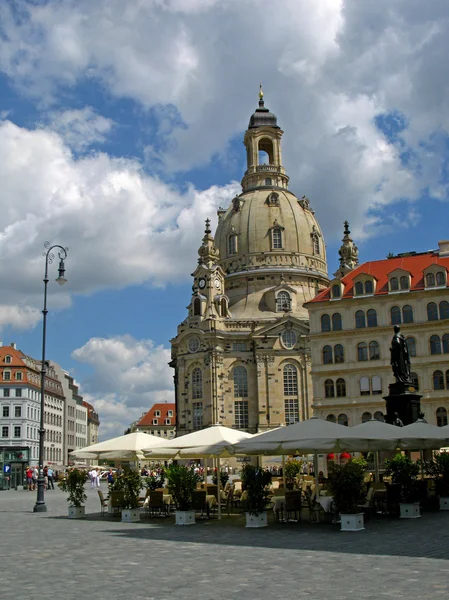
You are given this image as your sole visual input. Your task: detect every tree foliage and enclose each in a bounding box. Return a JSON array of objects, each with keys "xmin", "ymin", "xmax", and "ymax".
[
  {"xmin": 58, "ymin": 468, "xmax": 88, "ymax": 507},
  {"xmin": 385, "ymin": 453, "xmax": 420, "ymax": 503},
  {"xmin": 327, "ymin": 458, "xmax": 367, "ymax": 514},
  {"xmin": 166, "ymin": 465, "xmax": 200, "ymax": 511},
  {"xmin": 240, "ymin": 464, "xmax": 272, "ymax": 516}
]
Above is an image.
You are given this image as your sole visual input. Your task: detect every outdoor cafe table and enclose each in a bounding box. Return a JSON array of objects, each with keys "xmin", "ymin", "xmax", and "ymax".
[{"xmin": 144, "ymin": 494, "xmax": 217, "ymax": 509}]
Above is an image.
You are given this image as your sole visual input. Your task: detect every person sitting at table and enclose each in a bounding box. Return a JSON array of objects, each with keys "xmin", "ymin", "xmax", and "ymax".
[{"xmin": 318, "ymin": 471, "xmax": 325, "ymax": 484}]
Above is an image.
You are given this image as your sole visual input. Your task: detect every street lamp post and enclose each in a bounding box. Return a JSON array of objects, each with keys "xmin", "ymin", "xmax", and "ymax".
[{"xmin": 34, "ymin": 242, "xmax": 68, "ymax": 513}]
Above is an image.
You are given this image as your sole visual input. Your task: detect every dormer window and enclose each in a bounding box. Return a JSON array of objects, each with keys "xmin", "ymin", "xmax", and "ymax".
[
  {"xmin": 364, "ymin": 280, "xmax": 373, "ymax": 294},
  {"xmin": 390, "ymin": 277, "xmax": 399, "ymax": 291},
  {"xmin": 152, "ymin": 419, "xmax": 158, "ymax": 425},
  {"xmin": 400, "ymin": 276, "xmax": 409, "ymax": 290},
  {"xmin": 332, "ymin": 284, "xmax": 341, "ymax": 299},
  {"xmin": 436, "ymin": 271, "xmax": 446, "ymax": 286},
  {"xmin": 155, "ymin": 410, "xmax": 161, "ymax": 417},
  {"xmin": 228, "ymin": 234, "xmax": 237, "ymax": 256},
  {"xmin": 354, "ymin": 278, "xmax": 375, "ymax": 296},
  {"xmin": 164, "ymin": 419, "xmax": 171, "ymax": 425},
  {"xmin": 5, "ymin": 356, "xmax": 12, "ymax": 364},
  {"xmin": 276, "ymin": 291, "xmax": 291, "ymax": 312},
  {"xmin": 424, "ymin": 266, "xmax": 447, "ymax": 289},
  {"xmin": 426, "ymin": 273, "xmax": 435, "ymax": 287},
  {"xmin": 355, "ymin": 282, "xmax": 364, "ymax": 296},
  {"xmin": 167, "ymin": 410, "xmax": 173, "ymax": 417}
]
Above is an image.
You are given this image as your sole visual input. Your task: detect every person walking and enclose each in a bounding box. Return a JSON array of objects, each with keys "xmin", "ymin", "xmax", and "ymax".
[
  {"xmin": 26, "ymin": 466, "xmax": 33, "ymax": 491},
  {"xmin": 32, "ymin": 466, "xmax": 38, "ymax": 491},
  {"xmin": 47, "ymin": 466, "xmax": 55, "ymax": 490},
  {"xmin": 89, "ymin": 468, "xmax": 97, "ymax": 489},
  {"xmin": 96, "ymin": 469, "xmax": 101, "ymax": 488}
]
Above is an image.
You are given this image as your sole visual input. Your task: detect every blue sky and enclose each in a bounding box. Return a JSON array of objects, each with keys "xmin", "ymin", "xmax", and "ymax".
[{"xmin": 1, "ymin": 0, "xmax": 449, "ymax": 438}]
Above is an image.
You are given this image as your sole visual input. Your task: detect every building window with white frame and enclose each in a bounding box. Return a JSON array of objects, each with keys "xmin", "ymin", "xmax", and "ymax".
[
  {"xmin": 191, "ymin": 367, "xmax": 203, "ymax": 399},
  {"xmin": 228, "ymin": 234, "xmax": 237, "ymax": 256},
  {"xmin": 276, "ymin": 291, "xmax": 291, "ymax": 312},
  {"xmin": 2, "ymin": 426, "xmax": 8, "ymax": 438},
  {"xmin": 14, "ymin": 426, "xmax": 21, "ymax": 438},
  {"xmin": 283, "ymin": 364, "xmax": 298, "ymax": 395},
  {"xmin": 233, "ymin": 366, "xmax": 248, "ymax": 397},
  {"xmin": 234, "ymin": 400, "xmax": 249, "ymax": 429},
  {"xmin": 271, "ymin": 227, "xmax": 283, "ymax": 249},
  {"xmin": 284, "ymin": 399, "xmax": 299, "ymax": 425}
]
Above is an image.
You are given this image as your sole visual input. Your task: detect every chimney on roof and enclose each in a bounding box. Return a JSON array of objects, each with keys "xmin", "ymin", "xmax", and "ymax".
[
  {"xmin": 438, "ymin": 240, "xmax": 449, "ymax": 257},
  {"xmin": 10, "ymin": 342, "xmax": 16, "ymax": 350}
]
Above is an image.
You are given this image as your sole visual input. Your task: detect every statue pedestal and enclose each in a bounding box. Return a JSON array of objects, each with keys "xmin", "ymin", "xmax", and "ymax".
[{"xmin": 383, "ymin": 382, "xmax": 422, "ymax": 426}]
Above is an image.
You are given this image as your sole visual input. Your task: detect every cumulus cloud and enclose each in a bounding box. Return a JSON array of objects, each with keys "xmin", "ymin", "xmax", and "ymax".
[
  {"xmin": 1, "ymin": 0, "xmax": 448, "ymax": 242},
  {"xmin": 44, "ymin": 107, "xmax": 114, "ymax": 151},
  {"xmin": 72, "ymin": 335, "xmax": 174, "ymax": 440},
  {"xmin": 0, "ymin": 119, "xmax": 239, "ymax": 327}
]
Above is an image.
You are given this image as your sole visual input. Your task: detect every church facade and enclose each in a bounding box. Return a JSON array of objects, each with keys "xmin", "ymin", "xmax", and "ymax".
[{"xmin": 170, "ymin": 91, "xmax": 329, "ymax": 435}]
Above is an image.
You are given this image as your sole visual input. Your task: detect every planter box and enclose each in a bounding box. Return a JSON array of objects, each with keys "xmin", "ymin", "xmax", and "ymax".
[
  {"xmin": 175, "ymin": 510, "xmax": 195, "ymax": 525},
  {"xmin": 68, "ymin": 506, "xmax": 85, "ymax": 519},
  {"xmin": 245, "ymin": 512, "xmax": 268, "ymax": 528},
  {"xmin": 400, "ymin": 502, "xmax": 420, "ymax": 519},
  {"xmin": 439, "ymin": 497, "xmax": 449, "ymax": 511},
  {"xmin": 340, "ymin": 513, "xmax": 364, "ymax": 532},
  {"xmin": 121, "ymin": 509, "xmax": 141, "ymax": 523}
]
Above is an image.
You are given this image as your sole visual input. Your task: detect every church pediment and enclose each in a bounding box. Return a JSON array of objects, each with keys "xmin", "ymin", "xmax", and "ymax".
[{"xmin": 252, "ymin": 316, "xmax": 309, "ymax": 338}]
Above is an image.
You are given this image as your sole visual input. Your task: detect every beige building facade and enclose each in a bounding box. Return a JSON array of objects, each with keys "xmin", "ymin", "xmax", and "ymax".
[
  {"xmin": 171, "ymin": 91, "xmax": 329, "ymax": 435},
  {"xmin": 306, "ymin": 235, "xmax": 449, "ymax": 428}
]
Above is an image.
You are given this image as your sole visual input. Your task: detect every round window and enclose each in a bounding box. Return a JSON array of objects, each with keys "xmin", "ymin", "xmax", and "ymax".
[
  {"xmin": 281, "ymin": 330, "xmax": 297, "ymax": 349},
  {"xmin": 188, "ymin": 336, "xmax": 200, "ymax": 353}
]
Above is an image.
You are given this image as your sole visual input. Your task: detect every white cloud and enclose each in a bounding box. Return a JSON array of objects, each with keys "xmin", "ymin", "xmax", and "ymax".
[
  {"xmin": 72, "ymin": 335, "xmax": 174, "ymax": 440},
  {"xmin": 44, "ymin": 107, "xmax": 114, "ymax": 151},
  {"xmin": 1, "ymin": 0, "xmax": 448, "ymax": 241},
  {"xmin": 0, "ymin": 119, "xmax": 239, "ymax": 328}
]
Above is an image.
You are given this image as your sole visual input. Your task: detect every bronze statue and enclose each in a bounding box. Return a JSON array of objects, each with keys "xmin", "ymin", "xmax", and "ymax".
[{"xmin": 390, "ymin": 325, "xmax": 411, "ymax": 384}]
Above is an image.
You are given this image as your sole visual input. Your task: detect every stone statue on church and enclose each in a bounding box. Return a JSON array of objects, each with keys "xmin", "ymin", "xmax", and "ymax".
[{"xmin": 390, "ymin": 325, "xmax": 411, "ymax": 384}]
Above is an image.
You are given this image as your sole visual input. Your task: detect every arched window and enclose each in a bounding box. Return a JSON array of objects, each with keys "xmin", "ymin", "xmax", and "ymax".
[
  {"xmin": 367, "ymin": 309, "xmax": 377, "ymax": 327},
  {"xmin": 440, "ymin": 301, "xmax": 449, "ymax": 320},
  {"xmin": 265, "ymin": 177, "xmax": 272, "ymax": 186},
  {"xmin": 283, "ymin": 364, "xmax": 298, "ymax": 396},
  {"xmin": 443, "ymin": 334, "xmax": 449, "ymax": 354},
  {"xmin": 369, "ymin": 341, "xmax": 380, "ymax": 360},
  {"xmin": 410, "ymin": 371, "xmax": 419, "ymax": 390},
  {"xmin": 321, "ymin": 314, "xmax": 331, "ymax": 332},
  {"xmin": 402, "ymin": 305, "xmax": 413, "ymax": 324},
  {"xmin": 446, "ymin": 370, "xmax": 449, "ymax": 390},
  {"xmin": 323, "ymin": 345, "xmax": 333, "ymax": 364},
  {"xmin": 362, "ymin": 412, "xmax": 372, "ymax": 423},
  {"xmin": 228, "ymin": 234, "xmax": 237, "ymax": 255},
  {"xmin": 193, "ymin": 297, "xmax": 202, "ymax": 316},
  {"xmin": 336, "ymin": 378, "xmax": 346, "ymax": 398},
  {"xmin": 258, "ymin": 138, "xmax": 274, "ymax": 164},
  {"xmin": 427, "ymin": 302, "xmax": 438, "ymax": 321},
  {"xmin": 406, "ymin": 337, "xmax": 417, "ymax": 357},
  {"xmin": 360, "ymin": 377, "xmax": 370, "ymax": 396},
  {"xmin": 337, "ymin": 413, "xmax": 348, "ymax": 426},
  {"xmin": 391, "ymin": 306, "xmax": 401, "ymax": 325},
  {"xmin": 372, "ymin": 376, "xmax": 382, "ymax": 395},
  {"xmin": 221, "ymin": 297, "xmax": 227, "ymax": 317},
  {"xmin": 355, "ymin": 281, "xmax": 364, "ymax": 296},
  {"xmin": 324, "ymin": 379, "xmax": 335, "ymax": 398},
  {"xmin": 332, "ymin": 284, "xmax": 341, "ymax": 298},
  {"xmin": 355, "ymin": 310, "xmax": 366, "ymax": 328},
  {"xmin": 390, "ymin": 277, "xmax": 399, "ymax": 291},
  {"xmin": 276, "ymin": 291, "xmax": 291, "ymax": 312},
  {"xmin": 357, "ymin": 342, "xmax": 368, "ymax": 362},
  {"xmin": 436, "ymin": 407, "xmax": 448, "ymax": 427},
  {"xmin": 191, "ymin": 368, "xmax": 203, "ymax": 399},
  {"xmin": 400, "ymin": 276, "xmax": 409, "ymax": 290},
  {"xmin": 436, "ymin": 271, "xmax": 446, "ymax": 286},
  {"xmin": 374, "ymin": 411, "xmax": 384, "ymax": 422},
  {"xmin": 233, "ymin": 366, "xmax": 248, "ymax": 397},
  {"xmin": 272, "ymin": 228, "xmax": 283, "ymax": 249},
  {"xmin": 433, "ymin": 370, "xmax": 444, "ymax": 391},
  {"xmin": 326, "ymin": 414, "xmax": 336, "ymax": 423},
  {"xmin": 365, "ymin": 280, "xmax": 373, "ymax": 294},
  {"xmin": 332, "ymin": 313, "xmax": 342, "ymax": 331},
  {"xmin": 430, "ymin": 335, "xmax": 442, "ymax": 355},
  {"xmin": 426, "ymin": 273, "xmax": 435, "ymax": 287},
  {"xmin": 334, "ymin": 344, "xmax": 344, "ymax": 364}
]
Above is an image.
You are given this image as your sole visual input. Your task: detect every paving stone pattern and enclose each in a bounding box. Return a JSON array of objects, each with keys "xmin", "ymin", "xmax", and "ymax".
[{"xmin": 1, "ymin": 485, "xmax": 449, "ymax": 600}]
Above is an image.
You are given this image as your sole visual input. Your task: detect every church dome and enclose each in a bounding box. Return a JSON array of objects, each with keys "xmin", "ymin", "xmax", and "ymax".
[
  {"xmin": 248, "ymin": 87, "xmax": 279, "ymax": 129},
  {"xmin": 215, "ymin": 189, "xmax": 327, "ymax": 279}
]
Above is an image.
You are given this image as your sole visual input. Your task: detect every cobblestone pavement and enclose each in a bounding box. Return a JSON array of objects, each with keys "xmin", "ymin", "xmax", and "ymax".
[{"xmin": 1, "ymin": 485, "xmax": 449, "ymax": 600}]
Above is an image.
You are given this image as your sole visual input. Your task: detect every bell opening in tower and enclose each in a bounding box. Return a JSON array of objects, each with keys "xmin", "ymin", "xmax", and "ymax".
[{"xmin": 258, "ymin": 138, "xmax": 274, "ymax": 165}]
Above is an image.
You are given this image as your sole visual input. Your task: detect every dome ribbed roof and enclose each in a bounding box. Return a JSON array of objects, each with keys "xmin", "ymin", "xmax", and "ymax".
[{"xmin": 248, "ymin": 98, "xmax": 279, "ymax": 129}]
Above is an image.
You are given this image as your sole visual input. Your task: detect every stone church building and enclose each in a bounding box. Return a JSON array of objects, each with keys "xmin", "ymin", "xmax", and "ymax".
[{"xmin": 170, "ymin": 90, "xmax": 329, "ymax": 435}]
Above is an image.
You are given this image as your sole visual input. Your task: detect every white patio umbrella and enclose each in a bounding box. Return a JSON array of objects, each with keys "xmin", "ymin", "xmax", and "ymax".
[
  {"xmin": 69, "ymin": 431, "xmax": 168, "ymax": 461},
  {"xmin": 142, "ymin": 425, "xmax": 254, "ymax": 520},
  {"xmin": 398, "ymin": 422, "xmax": 449, "ymax": 450},
  {"xmin": 338, "ymin": 420, "xmax": 401, "ymax": 452},
  {"xmin": 231, "ymin": 417, "xmax": 350, "ymax": 455}
]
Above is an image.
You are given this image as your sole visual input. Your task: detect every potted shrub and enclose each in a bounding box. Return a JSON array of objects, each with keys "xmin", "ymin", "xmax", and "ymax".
[
  {"xmin": 284, "ymin": 459, "xmax": 302, "ymax": 489},
  {"xmin": 241, "ymin": 464, "xmax": 272, "ymax": 528},
  {"xmin": 166, "ymin": 464, "xmax": 200, "ymax": 525},
  {"xmin": 120, "ymin": 468, "xmax": 142, "ymax": 522},
  {"xmin": 58, "ymin": 468, "xmax": 89, "ymax": 518},
  {"xmin": 145, "ymin": 469, "xmax": 165, "ymax": 491},
  {"xmin": 422, "ymin": 452, "xmax": 449, "ymax": 510},
  {"xmin": 385, "ymin": 453, "xmax": 420, "ymax": 518},
  {"xmin": 327, "ymin": 458, "xmax": 367, "ymax": 531}
]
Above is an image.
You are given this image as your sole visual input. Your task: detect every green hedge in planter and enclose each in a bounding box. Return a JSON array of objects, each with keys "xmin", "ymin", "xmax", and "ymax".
[
  {"xmin": 385, "ymin": 453, "xmax": 420, "ymax": 503},
  {"xmin": 327, "ymin": 458, "xmax": 367, "ymax": 514},
  {"xmin": 240, "ymin": 464, "xmax": 272, "ymax": 516},
  {"xmin": 422, "ymin": 452, "xmax": 449, "ymax": 496},
  {"xmin": 121, "ymin": 468, "xmax": 142, "ymax": 510},
  {"xmin": 58, "ymin": 468, "xmax": 89, "ymax": 507},
  {"xmin": 166, "ymin": 465, "xmax": 200, "ymax": 511}
]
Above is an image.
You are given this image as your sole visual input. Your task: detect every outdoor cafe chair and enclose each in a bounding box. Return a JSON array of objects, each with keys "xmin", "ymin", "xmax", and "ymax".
[
  {"xmin": 358, "ymin": 486, "xmax": 375, "ymax": 519},
  {"xmin": 148, "ymin": 491, "xmax": 168, "ymax": 517},
  {"xmin": 97, "ymin": 489, "xmax": 108, "ymax": 516},
  {"xmin": 284, "ymin": 490, "xmax": 302, "ymax": 523},
  {"xmin": 192, "ymin": 490, "xmax": 209, "ymax": 519},
  {"xmin": 109, "ymin": 491, "xmax": 124, "ymax": 517}
]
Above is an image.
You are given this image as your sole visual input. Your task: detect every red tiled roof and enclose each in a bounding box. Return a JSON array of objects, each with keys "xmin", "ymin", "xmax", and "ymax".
[
  {"xmin": 137, "ymin": 403, "xmax": 176, "ymax": 427},
  {"xmin": 309, "ymin": 252, "xmax": 449, "ymax": 304}
]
